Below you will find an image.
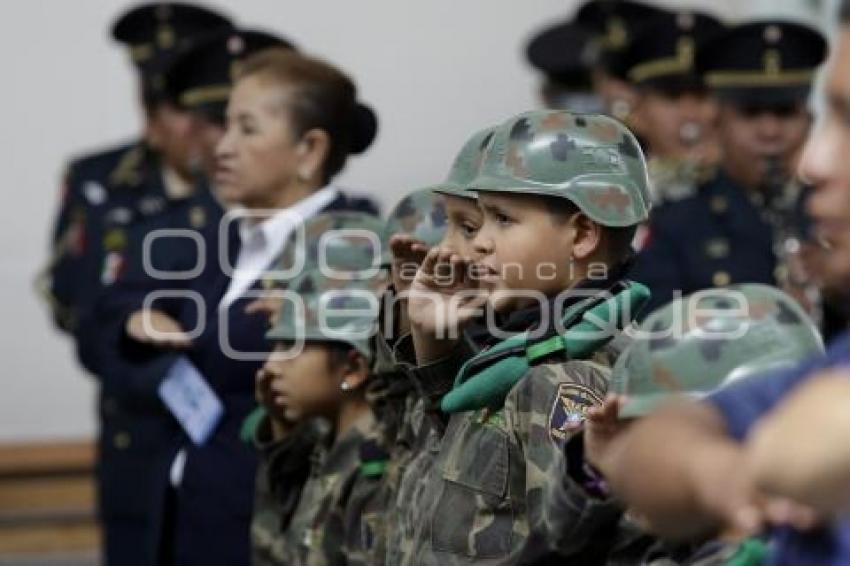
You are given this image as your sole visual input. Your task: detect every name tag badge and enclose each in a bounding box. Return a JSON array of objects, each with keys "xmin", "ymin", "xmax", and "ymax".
[{"xmin": 159, "ymin": 356, "xmax": 224, "ymax": 446}]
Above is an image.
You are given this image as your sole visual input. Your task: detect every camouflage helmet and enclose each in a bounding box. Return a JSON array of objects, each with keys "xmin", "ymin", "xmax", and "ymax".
[
  {"xmin": 383, "ymin": 188, "xmax": 448, "ymax": 249},
  {"xmin": 613, "ymin": 284, "xmax": 824, "ymax": 418},
  {"xmin": 431, "ymin": 126, "xmax": 497, "ymax": 199},
  {"xmin": 274, "ymin": 212, "xmax": 386, "ymax": 285},
  {"xmin": 469, "ymin": 110, "xmax": 651, "ymax": 227},
  {"xmin": 266, "ymin": 267, "xmax": 385, "ymax": 361}
]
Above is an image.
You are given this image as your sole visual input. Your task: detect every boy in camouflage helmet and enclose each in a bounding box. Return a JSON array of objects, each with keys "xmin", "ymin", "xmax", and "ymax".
[
  {"xmin": 370, "ymin": 128, "xmax": 501, "ymax": 565},
  {"xmin": 357, "ymin": 131, "xmax": 488, "ymax": 563},
  {"xmin": 403, "ymin": 109, "xmax": 651, "ymax": 563},
  {"xmin": 251, "ymin": 266, "xmax": 387, "ymax": 566},
  {"xmin": 561, "ymin": 284, "xmax": 824, "ymax": 564}
]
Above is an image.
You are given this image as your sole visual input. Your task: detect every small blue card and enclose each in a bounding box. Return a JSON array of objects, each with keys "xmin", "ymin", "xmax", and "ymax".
[{"xmin": 159, "ymin": 356, "xmax": 224, "ymax": 446}]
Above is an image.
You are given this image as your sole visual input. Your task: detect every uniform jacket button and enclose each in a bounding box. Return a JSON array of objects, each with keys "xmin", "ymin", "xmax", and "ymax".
[
  {"xmin": 113, "ymin": 431, "xmax": 131, "ymax": 450},
  {"xmin": 712, "ymin": 271, "xmax": 731, "ymax": 287}
]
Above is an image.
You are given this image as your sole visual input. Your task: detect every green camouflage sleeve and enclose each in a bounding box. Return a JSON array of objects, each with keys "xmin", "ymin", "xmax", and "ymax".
[
  {"xmin": 408, "ymin": 334, "xmax": 479, "ymax": 415},
  {"xmin": 339, "ymin": 436, "xmax": 389, "ymax": 566},
  {"xmin": 368, "ymin": 330, "xmax": 417, "ymax": 451},
  {"xmin": 505, "ymin": 359, "xmax": 624, "ymax": 561},
  {"xmin": 251, "ymin": 418, "xmax": 323, "ymax": 565},
  {"xmin": 284, "ymin": 418, "xmax": 384, "ymax": 566}
]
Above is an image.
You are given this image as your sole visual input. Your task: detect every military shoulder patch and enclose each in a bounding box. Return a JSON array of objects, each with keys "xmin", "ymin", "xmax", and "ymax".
[{"xmin": 549, "ymin": 382, "xmax": 603, "ymax": 443}]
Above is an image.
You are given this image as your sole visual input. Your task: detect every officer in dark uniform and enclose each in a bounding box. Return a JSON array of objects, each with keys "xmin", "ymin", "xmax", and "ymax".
[
  {"xmin": 40, "ymin": 5, "xmax": 234, "ymax": 566},
  {"xmin": 631, "ymin": 21, "xmax": 828, "ymax": 317},
  {"xmin": 620, "ymin": 9, "xmax": 725, "ymax": 204},
  {"xmin": 40, "ymin": 3, "xmax": 233, "ymax": 336},
  {"xmin": 526, "ymin": 0, "xmax": 668, "ymax": 120}
]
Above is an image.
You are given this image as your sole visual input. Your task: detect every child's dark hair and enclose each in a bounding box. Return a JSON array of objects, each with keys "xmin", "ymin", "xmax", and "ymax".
[
  {"xmin": 325, "ymin": 342, "xmax": 356, "ymax": 371},
  {"xmin": 546, "ymin": 196, "xmax": 636, "ymax": 265}
]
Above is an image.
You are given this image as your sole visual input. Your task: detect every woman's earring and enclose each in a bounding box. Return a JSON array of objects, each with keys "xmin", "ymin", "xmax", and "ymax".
[{"xmin": 340, "ymin": 381, "xmax": 351, "ymax": 391}]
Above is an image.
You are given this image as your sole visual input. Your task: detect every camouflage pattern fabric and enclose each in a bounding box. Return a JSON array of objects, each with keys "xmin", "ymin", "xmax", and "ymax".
[
  {"xmin": 613, "ymin": 283, "xmax": 824, "ymax": 418},
  {"xmin": 404, "ymin": 348, "xmax": 619, "ymax": 564},
  {"xmin": 359, "ymin": 328, "xmax": 440, "ymax": 566},
  {"xmin": 259, "ymin": 412, "xmax": 383, "ymax": 565},
  {"xmin": 252, "ymin": 419, "xmax": 327, "ymax": 566},
  {"xmin": 266, "ymin": 266, "xmax": 388, "ymax": 361},
  {"xmin": 430, "ymin": 126, "xmax": 497, "ymax": 199},
  {"xmin": 383, "ymin": 189, "xmax": 449, "ymax": 249},
  {"xmin": 469, "ymin": 110, "xmax": 651, "ymax": 227},
  {"xmin": 273, "ymin": 211, "xmax": 387, "ymax": 287}
]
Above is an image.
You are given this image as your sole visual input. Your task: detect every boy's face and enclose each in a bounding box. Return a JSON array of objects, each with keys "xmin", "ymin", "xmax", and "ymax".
[
  {"xmin": 799, "ymin": 29, "xmax": 850, "ymax": 285},
  {"xmin": 262, "ymin": 342, "xmax": 344, "ymax": 422},
  {"xmin": 472, "ymin": 191, "xmax": 585, "ymax": 312},
  {"xmin": 441, "ymin": 194, "xmax": 483, "ymax": 255}
]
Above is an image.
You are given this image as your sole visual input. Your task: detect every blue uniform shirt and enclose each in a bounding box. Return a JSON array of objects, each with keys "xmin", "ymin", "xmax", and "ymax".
[{"xmin": 708, "ymin": 330, "xmax": 850, "ymax": 565}]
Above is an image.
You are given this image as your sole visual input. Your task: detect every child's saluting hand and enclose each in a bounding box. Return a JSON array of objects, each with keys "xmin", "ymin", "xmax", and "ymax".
[{"xmin": 408, "ymin": 246, "xmax": 489, "ymax": 364}]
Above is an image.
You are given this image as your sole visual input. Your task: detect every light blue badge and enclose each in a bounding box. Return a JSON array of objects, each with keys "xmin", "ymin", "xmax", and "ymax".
[{"xmin": 159, "ymin": 356, "xmax": 224, "ymax": 445}]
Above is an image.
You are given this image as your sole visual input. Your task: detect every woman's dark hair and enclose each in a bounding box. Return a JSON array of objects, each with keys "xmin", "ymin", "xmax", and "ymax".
[
  {"xmin": 237, "ymin": 48, "xmax": 377, "ymax": 182},
  {"xmin": 843, "ymin": 0, "xmax": 850, "ymax": 23}
]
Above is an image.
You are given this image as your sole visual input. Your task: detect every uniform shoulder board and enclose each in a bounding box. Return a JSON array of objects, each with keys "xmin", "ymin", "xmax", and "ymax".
[
  {"xmin": 68, "ymin": 141, "xmax": 138, "ymax": 178},
  {"xmin": 108, "ymin": 145, "xmax": 146, "ymax": 188},
  {"xmin": 648, "ymin": 159, "xmax": 716, "ymax": 205}
]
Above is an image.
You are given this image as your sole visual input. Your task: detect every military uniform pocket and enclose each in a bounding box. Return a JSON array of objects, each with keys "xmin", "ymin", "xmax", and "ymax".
[{"xmin": 430, "ymin": 418, "xmax": 514, "ymax": 558}]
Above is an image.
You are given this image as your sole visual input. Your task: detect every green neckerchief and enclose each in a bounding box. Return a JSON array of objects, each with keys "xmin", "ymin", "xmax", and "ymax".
[{"xmin": 440, "ymin": 281, "xmax": 650, "ymax": 414}]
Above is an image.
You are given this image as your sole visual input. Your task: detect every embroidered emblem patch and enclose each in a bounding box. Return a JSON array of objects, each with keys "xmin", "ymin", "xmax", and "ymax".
[{"xmin": 549, "ymin": 383, "xmax": 603, "ymax": 442}]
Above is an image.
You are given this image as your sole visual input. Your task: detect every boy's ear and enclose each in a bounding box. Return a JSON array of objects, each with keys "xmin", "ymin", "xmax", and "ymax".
[
  {"xmin": 340, "ymin": 350, "xmax": 370, "ymax": 391},
  {"xmin": 569, "ymin": 213, "xmax": 603, "ymax": 261}
]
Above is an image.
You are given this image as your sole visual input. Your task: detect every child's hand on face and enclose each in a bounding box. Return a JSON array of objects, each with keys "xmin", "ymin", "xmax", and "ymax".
[
  {"xmin": 584, "ymin": 395, "xmax": 631, "ymax": 472},
  {"xmin": 408, "ymin": 246, "xmax": 489, "ymax": 337},
  {"xmin": 389, "ymin": 234, "xmax": 431, "ymax": 295},
  {"xmin": 255, "ymin": 367, "xmax": 296, "ymax": 437}
]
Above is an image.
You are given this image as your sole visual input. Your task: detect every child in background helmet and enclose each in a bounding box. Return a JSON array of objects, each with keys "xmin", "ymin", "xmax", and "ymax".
[
  {"xmin": 575, "ymin": 284, "xmax": 823, "ymax": 564},
  {"xmin": 249, "ymin": 213, "xmax": 387, "ymax": 566},
  {"xmin": 253, "ymin": 266, "xmax": 387, "ymax": 566}
]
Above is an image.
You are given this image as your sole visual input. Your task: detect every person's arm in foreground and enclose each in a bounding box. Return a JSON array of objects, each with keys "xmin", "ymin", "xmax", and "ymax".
[{"xmin": 748, "ymin": 368, "xmax": 850, "ymax": 515}]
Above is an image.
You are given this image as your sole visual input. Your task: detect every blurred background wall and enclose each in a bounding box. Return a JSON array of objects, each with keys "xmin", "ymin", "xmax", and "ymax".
[{"xmin": 0, "ymin": 0, "xmax": 836, "ymax": 442}]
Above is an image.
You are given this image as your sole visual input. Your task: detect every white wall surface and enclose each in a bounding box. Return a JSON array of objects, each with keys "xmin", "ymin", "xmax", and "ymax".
[{"xmin": 0, "ymin": 0, "xmax": 833, "ymax": 442}]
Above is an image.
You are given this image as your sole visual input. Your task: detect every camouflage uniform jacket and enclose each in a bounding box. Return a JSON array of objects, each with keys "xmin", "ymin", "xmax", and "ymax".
[
  {"xmin": 252, "ymin": 418, "xmax": 325, "ymax": 566},
  {"xmin": 394, "ymin": 287, "xmax": 641, "ymax": 565},
  {"xmin": 253, "ymin": 412, "xmax": 383, "ymax": 566},
  {"xmin": 362, "ymin": 328, "xmax": 439, "ymax": 566}
]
